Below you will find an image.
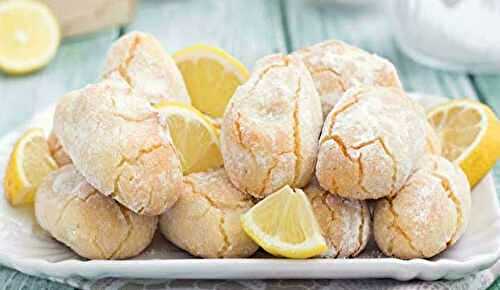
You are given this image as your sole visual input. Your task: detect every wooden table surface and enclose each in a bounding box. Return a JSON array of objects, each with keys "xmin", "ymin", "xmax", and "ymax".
[{"xmin": 0, "ymin": 0, "xmax": 499, "ymax": 289}]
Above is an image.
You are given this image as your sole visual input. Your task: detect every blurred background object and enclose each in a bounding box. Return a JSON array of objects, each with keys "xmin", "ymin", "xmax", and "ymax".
[
  {"xmin": 0, "ymin": 0, "xmax": 60, "ymax": 75},
  {"xmin": 0, "ymin": 0, "xmax": 136, "ymax": 76},
  {"xmin": 390, "ymin": 0, "xmax": 500, "ymax": 73},
  {"xmin": 41, "ymin": 0, "xmax": 136, "ymax": 37}
]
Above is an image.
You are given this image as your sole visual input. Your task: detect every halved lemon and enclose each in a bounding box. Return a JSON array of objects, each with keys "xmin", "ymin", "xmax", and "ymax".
[
  {"xmin": 0, "ymin": 0, "xmax": 60, "ymax": 75},
  {"xmin": 155, "ymin": 100, "xmax": 223, "ymax": 174},
  {"xmin": 241, "ymin": 185, "xmax": 327, "ymax": 259},
  {"xmin": 4, "ymin": 128, "xmax": 57, "ymax": 206},
  {"xmin": 428, "ymin": 99, "xmax": 500, "ymax": 187},
  {"xmin": 173, "ymin": 44, "xmax": 249, "ymax": 118}
]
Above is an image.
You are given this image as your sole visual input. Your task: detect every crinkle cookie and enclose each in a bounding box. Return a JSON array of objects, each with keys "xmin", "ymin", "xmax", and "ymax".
[
  {"xmin": 221, "ymin": 54, "xmax": 323, "ymax": 198},
  {"xmin": 304, "ymin": 180, "xmax": 370, "ymax": 258},
  {"xmin": 160, "ymin": 168, "xmax": 258, "ymax": 258},
  {"xmin": 102, "ymin": 31, "xmax": 189, "ymax": 104},
  {"xmin": 48, "ymin": 131, "xmax": 71, "ymax": 166},
  {"xmin": 35, "ymin": 165, "xmax": 157, "ymax": 260},
  {"xmin": 373, "ymin": 155, "xmax": 471, "ymax": 259},
  {"xmin": 316, "ymin": 86, "xmax": 427, "ymax": 200},
  {"xmin": 293, "ymin": 39, "xmax": 402, "ymax": 116},
  {"xmin": 53, "ymin": 78, "xmax": 183, "ymax": 215}
]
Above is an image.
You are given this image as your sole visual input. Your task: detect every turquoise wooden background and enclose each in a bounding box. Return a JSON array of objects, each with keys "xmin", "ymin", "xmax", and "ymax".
[{"xmin": 0, "ymin": 0, "xmax": 498, "ymax": 289}]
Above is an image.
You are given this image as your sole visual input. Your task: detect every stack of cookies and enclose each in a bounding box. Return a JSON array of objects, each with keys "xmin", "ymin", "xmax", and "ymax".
[{"xmin": 33, "ymin": 32, "xmax": 471, "ymax": 260}]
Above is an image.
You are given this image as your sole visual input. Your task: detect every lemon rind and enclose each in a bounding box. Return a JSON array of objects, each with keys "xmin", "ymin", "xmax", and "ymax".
[{"xmin": 173, "ymin": 44, "xmax": 249, "ymax": 82}]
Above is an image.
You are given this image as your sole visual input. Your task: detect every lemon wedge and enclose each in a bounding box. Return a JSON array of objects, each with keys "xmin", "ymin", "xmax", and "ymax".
[
  {"xmin": 4, "ymin": 128, "xmax": 57, "ymax": 206},
  {"xmin": 241, "ymin": 185, "xmax": 327, "ymax": 259},
  {"xmin": 428, "ymin": 99, "xmax": 500, "ymax": 187},
  {"xmin": 0, "ymin": 0, "xmax": 60, "ymax": 75},
  {"xmin": 155, "ymin": 101, "xmax": 223, "ymax": 174},
  {"xmin": 173, "ymin": 44, "xmax": 249, "ymax": 118}
]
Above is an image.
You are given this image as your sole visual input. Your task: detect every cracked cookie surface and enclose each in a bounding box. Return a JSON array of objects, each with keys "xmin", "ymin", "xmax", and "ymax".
[
  {"xmin": 221, "ymin": 54, "xmax": 323, "ymax": 198},
  {"xmin": 159, "ymin": 168, "xmax": 258, "ymax": 258},
  {"xmin": 316, "ymin": 86, "xmax": 427, "ymax": 200},
  {"xmin": 53, "ymin": 78, "xmax": 183, "ymax": 215},
  {"xmin": 35, "ymin": 165, "xmax": 157, "ymax": 260},
  {"xmin": 293, "ymin": 39, "xmax": 402, "ymax": 116},
  {"xmin": 373, "ymin": 155, "xmax": 471, "ymax": 259},
  {"xmin": 49, "ymin": 32, "xmax": 190, "ymax": 169},
  {"xmin": 102, "ymin": 31, "xmax": 189, "ymax": 105},
  {"xmin": 304, "ymin": 179, "xmax": 371, "ymax": 258}
]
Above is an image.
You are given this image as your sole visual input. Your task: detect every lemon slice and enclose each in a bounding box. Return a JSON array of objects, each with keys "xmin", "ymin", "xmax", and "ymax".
[
  {"xmin": 428, "ymin": 99, "xmax": 500, "ymax": 187},
  {"xmin": 155, "ymin": 101, "xmax": 223, "ymax": 174},
  {"xmin": 4, "ymin": 128, "xmax": 57, "ymax": 206},
  {"xmin": 0, "ymin": 0, "xmax": 60, "ymax": 75},
  {"xmin": 241, "ymin": 185, "xmax": 327, "ymax": 259},
  {"xmin": 173, "ymin": 44, "xmax": 249, "ymax": 118}
]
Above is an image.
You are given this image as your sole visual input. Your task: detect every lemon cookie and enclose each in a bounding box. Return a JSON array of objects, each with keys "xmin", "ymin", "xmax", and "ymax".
[
  {"xmin": 221, "ymin": 54, "xmax": 323, "ymax": 198},
  {"xmin": 304, "ymin": 180, "xmax": 370, "ymax": 258},
  {"xmin": 316, "ymin": 86, "xmax": 427, "ymax": 200},
  {"xmin": 373, "ymin": 155, "xmax": 471, "ymax": 259},
  {"xmin": 294, "ymin": 39, "xmax": 402, "ymax": 116},
  {"xmin": 53, "ymin": 78, "xmax": 183, "ymax": 215},
  {"xmin": 102, "ymin": 31, "xmax": 189, "ymax": 104},
  {"xmin": 47, "ymin": 131, "xmax": 71, "ymax": 166},
  {"xmin": 35, "ymin": 165, "xmax": 157, "ymax": 260},
  {"xmin": 159, "ymin": 168, "xmax": 258, "ymax": 258}
]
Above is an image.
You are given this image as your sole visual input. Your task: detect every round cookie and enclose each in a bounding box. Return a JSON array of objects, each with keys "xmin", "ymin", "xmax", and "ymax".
[
  {"xmin": 221, "ymin": 54, "xmax": 323, "ymax": 198},
  {"xmin": 47, "ymin": 131, "xmax": 71, "ymax": 167},
  {"xmin": 159, "ymin": 168, "xmax": 258, "ymax": 258},
  {"xmin": 304, "ymin": 180, "xmax": 370, "ymax": 258},
  {"xmin": 373, "ymin": 155, "xmax": 471, "ymax": 259},
  {"xmin": 293, "ymin": 39, "xmax": 402, "ymax": 116},
  {"xmin": 53, "ymin": 78, "xmax": 183, "ymax": 215},
  {"xmin": 102, "ymin": 31, "xmax": 189, "ymax": 105},
  {"xmin": 316, "ymin": 86, "xmax": 427, "ymax": 200},
  {"xmin": 35, "ymin": 165, "xmax": 157, "ymax": 260}
]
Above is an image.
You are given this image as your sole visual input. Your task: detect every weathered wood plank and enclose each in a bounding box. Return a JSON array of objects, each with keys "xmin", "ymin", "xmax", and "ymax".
[
  {"xmin": 0, "ymin": 29, "xmax": 119, "ymax": 136},
  {"xmin": 0, "ymin": 266, "xmax": 73, "ymax": 290},
  {"xmin": 283, "ymin": 1, "xmax": 477, "ymax": 99},
  {"xmin": 472, "ymin": 76, "xmax": 500, "ymax": 114},
  {"xmin": 127, "ymin": 0, "xmax": 286, "ymax": 68}
]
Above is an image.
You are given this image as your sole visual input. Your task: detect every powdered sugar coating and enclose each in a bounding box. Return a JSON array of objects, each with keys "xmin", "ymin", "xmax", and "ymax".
[
  {"xmin": 53, "ymin": 78, "xmax": 183, "ymax": 215},
  {"xmin": 304, "ymin": 180, "xmax": 370, "ymax": 258},
  {"xmin": 373, "ymin": 155, "xmax": 471, "ymax": 259},
  {"xmin": 159, "ymin": 168, "xmax": 258, "ymax": 258},
  {"xmin": 221, "ymin": 54, "xmax": 323, "ymax": 198},
  {"xmin": 316, "ymin": 86, "xmax": 427, "ymax": 200},
  {"xmin": 294, "ymin": 39, "xmax": 402, "ymax": 116},
  {"xmin": 35, "ymin": 165, "xmax": 157, "ymax": 260},
  {"xmin": 102, "ymin": 31, "xmax": 189, "ymax": 105}
]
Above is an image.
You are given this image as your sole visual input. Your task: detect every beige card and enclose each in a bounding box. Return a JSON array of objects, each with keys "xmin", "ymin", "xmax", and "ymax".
[{"xmin": 42, "ymin": 0, "xmax": 137, "ymax": 37}]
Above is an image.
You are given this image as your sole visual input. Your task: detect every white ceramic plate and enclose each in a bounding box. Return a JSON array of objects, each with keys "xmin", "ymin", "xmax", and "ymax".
[{"xmin": 0, "ymin": 94, "xmax": 499, "ymax": 281}]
